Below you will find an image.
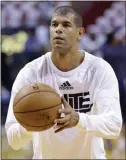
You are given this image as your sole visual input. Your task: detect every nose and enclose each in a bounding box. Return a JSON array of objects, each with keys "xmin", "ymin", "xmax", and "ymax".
[{"xmin": 56, "ymin": 25, "xmax": 63, "ymax": 34}]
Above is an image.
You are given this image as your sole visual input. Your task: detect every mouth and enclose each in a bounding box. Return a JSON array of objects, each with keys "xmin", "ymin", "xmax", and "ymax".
[{"xmin": 54, "ymin": 37, "xmax": 64, "ymax": 40}]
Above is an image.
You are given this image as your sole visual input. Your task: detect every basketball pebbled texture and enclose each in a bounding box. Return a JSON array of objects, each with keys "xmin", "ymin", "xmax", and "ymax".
[{"xmin": 13, "ymin": 83, "xmax": 62, "ymax": 132}]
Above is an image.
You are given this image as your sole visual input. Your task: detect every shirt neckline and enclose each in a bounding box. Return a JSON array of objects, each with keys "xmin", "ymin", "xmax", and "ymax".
[{"xmin": 48, "ymin": 50, "xmax": 88, "ymax": 77}]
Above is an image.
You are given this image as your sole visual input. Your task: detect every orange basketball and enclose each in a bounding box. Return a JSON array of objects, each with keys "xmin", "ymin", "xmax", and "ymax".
[{"xmin": 13, "ymin": 83, "xmax": 62, "ymax": 132}]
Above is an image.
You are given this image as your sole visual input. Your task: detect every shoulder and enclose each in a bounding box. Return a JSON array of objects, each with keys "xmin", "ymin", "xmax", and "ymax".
[
  {"xmin": 84, "ymin": 51, "xmax": 117, "ymax": 85},
  {"xmin": 12, "ymin": 52, "xmax": 51, "ymax": 92},
  {"xmin": 86, "ymin": 51, "xmax": 114, "ymax": 74},
  {"xmin": 15, "ymin": 52, "xmax": 51, "ymax": 82},
  {"xmin": 85, "ymin": 52, "xmax": 118, "ymax": 89},
  {"xmin": 21, "ymin": 51, "xmax": 51, "ymax": 73},
  {"xmin": 26, "ymin": 52, "xmax": 51, "ymax": 68}
]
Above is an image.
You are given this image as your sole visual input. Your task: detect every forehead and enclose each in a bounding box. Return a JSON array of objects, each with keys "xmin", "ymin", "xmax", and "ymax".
[{"xmin": 51, "ymin": 13, "xmax": 75, "ymax": 24}]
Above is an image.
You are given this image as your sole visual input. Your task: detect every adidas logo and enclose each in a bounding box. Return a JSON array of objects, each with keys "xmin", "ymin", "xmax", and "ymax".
[{"xmin": 59, "ymin": 81, "xmax": 73, "ymax": 90}]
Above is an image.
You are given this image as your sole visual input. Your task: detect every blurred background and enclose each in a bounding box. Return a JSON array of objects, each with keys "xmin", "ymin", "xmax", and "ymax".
[{"xmin": 1, "ymin": 1, "xmax": 126, "ymax": 159}]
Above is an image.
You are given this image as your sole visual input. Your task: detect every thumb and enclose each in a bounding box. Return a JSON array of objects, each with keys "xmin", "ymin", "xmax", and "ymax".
[{"xmin": 61, "ymin": 96, "xmax": 71, "ymax": 109}]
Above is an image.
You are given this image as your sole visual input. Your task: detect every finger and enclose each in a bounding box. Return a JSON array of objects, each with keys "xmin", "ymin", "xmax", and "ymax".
[
  {"xmin": 61, "ymin": 97, "xmax": 70, "ymax": 108},
  {"xmin": 58, "ymin": 108, "xmax": 71, "ymax": 114},
  {"xmin": 54, "ymin": 121, "xmax": 70, "ymax": 129},
  {"xmin": 54, "ymin": 114, "xmax": 70, "ymax": 124},
  {"xmin": 62, "ymin": 97, "xmax": 73, "ymax": 110},
  {"xmin": 54, "ymin": 121, "xmax": 70, "ymax": 133}
]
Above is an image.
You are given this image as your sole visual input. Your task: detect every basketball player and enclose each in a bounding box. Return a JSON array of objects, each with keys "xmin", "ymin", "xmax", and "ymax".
[{"xmin": 5, "ymin": 6, "xmax": 122, "ymax": 159}]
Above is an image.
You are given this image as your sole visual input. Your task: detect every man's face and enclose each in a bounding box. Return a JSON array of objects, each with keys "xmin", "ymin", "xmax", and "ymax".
[{"xmin": 50, "ymin": 13, "xmax": 80, "ymax": 53}]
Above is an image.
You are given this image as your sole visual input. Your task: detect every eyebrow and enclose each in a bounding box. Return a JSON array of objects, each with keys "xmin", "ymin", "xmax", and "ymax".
[{"xmin": 51, "ymin": 20, "xmax": 72, "ymax": 25}]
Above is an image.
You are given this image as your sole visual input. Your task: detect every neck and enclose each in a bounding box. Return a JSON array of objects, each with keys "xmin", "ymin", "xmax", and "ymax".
[{"xmin": 51, "ymin": 48, "xmax": 84, "ymax": 72}]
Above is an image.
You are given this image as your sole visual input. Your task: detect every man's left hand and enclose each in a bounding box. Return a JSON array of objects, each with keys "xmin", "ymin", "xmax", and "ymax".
[{"xmin": 54, "ymin": 96, "xmax": 79, "ymax": 133}]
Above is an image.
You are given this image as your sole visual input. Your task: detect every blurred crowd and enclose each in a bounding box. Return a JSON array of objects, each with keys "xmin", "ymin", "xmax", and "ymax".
[
  {"xmin": 1, "ymin": 1, "xmax": 72, "ymax": 28},
  {"xmin": 1, "ymin": 1, "xmax": 126, "ymax": 159}
]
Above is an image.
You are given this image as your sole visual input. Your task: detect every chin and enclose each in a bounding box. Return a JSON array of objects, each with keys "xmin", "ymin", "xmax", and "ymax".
[
  {"xmin": 52, "ymin": 44, "xmax": 70, "ymax": 54},
  {"xmin": 55, "ymin": 48, "xmax": 65, "ymax": 54},
  {"xmin": 54, "ymin": 45, "xmax": 65, "ymax": 51}
]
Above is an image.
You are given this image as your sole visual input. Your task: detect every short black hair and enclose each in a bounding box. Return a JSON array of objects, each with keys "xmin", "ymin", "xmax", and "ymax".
[{"xmin": 52, "ymin": 6, "xmax": 83, "ymax": 28}]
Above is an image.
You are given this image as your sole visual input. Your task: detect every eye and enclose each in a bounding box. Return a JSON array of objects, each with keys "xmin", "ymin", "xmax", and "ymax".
[
  {"xmin": 63, "ymin": 24, "xmax": 70, "ymax": 28},
  {"xmin": 51, "ymin": 23, "xmax": 58, "ymax": 27}
]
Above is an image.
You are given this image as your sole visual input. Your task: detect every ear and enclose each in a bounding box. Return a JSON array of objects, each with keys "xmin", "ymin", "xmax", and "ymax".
[{"xmin": 77, "ymin": 27, "xmax": 85, "ymax": 40}]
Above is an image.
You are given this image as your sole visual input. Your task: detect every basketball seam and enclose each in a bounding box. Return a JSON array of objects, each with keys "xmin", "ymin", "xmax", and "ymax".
[
  {"xmin": 16, "ymin": 117, "xmax": 54, "ymax": 127},
  {"xmin": 14, "ymin": 102, "xmax": 62, "ymax": 113},
  {"xmin": 14, "ymin": 90, "xmax": 60, "ymax": 106},
  {"xmin": 17, "ymin": 83, "xmax": 55, "ymax": 95}
]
